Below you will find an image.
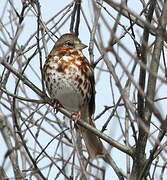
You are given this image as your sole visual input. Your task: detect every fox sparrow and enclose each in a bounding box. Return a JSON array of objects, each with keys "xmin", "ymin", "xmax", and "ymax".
[{"xmin": 43, "ymin": 33, "xmax": 105, "ymax": 158}]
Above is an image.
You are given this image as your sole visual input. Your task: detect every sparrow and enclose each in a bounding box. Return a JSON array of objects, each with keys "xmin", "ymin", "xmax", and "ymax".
[{"xmin": 43, "ymin": 33, "xmax": 105, "ymax": 158}]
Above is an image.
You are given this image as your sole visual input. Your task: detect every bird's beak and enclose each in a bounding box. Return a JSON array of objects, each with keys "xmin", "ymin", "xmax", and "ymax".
[{"xmin": 76, "ymin": 43, "xmax": 88, "ymax": 50}]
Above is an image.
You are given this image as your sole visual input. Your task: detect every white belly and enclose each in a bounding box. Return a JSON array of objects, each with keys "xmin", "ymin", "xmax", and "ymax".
[{"xmin": 46, "ymin": 72, "xmax": 84, "ymax": 112}]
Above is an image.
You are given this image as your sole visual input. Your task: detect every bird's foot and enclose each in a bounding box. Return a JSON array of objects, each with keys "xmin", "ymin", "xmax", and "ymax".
[
  {"xmin": 52, "ymin": 99, "xmax": 62, "ymax": 114},
  {"xmin": 71, "ymin": 111, "xmax": 81, "ymax": 127}
]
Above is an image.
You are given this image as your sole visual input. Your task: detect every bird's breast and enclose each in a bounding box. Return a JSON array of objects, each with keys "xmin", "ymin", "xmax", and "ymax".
[{"xmin": 44, "ymin": 55, "xmax": 91, "ymax": 112}]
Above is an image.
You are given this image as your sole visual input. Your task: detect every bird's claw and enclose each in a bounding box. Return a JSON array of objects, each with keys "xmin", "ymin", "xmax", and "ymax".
[
  {"xmin": 52, "ymin": 99, "xmax": 62, "ymax": 114},
  {"xmin": 71, "ymin": 112, "xmax": 81, "ymax": 127}
]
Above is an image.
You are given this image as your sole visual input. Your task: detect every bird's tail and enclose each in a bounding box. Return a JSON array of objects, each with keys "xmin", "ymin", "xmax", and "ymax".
[
  {"xmin": 79, "ymin": 125, "xmax": 106, "ymax": 159},
  {"xmin": 79, "ymin": 107, "xmax": 105, "ymax": 158}
]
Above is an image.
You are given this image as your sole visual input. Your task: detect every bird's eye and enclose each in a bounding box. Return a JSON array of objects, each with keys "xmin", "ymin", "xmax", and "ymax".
[{"xmin": 65, "ymin": 40, "xmax": 74, "ymax": 47}]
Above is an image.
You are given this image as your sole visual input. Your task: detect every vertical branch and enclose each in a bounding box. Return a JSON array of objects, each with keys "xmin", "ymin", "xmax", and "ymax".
[
  {"xmin": 131, "ymin": 0, "xmax": 167, "ymax": 179},
  {"xmin": 0, "ymin": 114, "xmax": 22, "ymax": 179},
  {"xmin": 140, "ymin": 1, "xmax": 167, "ymax": 178},
  {"xmin": 138, "ymin": 0, "xmax": 156, "ymax": 121},
  {"xmin": 89, "ymin": 0, "xmax": 102, "ymax": 64},
  {"xmin": 70, "ymin": 1, "xmax": 77, "ymax": 33},
  {"xmin": 74, "ymin": 0, "xmax": 81, "ymax": 36},
  {"xmin": 130, "ymin": 1, "xmax": 156, "ymax": 180},
  {"xmin": 35, "ymin": 0, "xmax": 46, "ymax": 94},
  {"xmin": 145, "ymin": 0, "xmax": 167, "ymax": 120},
  {"xmin": 70, "ymin": 0, "xmax": 81, "ymax": 36}
]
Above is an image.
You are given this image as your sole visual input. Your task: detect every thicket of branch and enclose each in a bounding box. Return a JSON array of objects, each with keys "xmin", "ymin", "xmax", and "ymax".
[{"xmin": 0, "ymin": 0, "xmax": 167, "ymax": 179}]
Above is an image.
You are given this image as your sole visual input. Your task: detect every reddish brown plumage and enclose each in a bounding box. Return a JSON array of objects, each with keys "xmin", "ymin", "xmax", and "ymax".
[{"xmin": 43, "ymin": 33, "xmax": 105, "ymax": 158}]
